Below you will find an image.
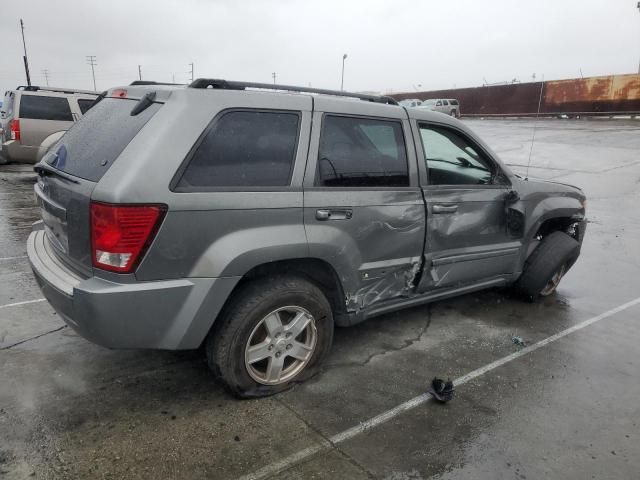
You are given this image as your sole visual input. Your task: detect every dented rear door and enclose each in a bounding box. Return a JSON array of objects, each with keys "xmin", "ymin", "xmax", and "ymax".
[{"xmin": 303, "ymin": 98, "xmax": 425, "ymax": 312}]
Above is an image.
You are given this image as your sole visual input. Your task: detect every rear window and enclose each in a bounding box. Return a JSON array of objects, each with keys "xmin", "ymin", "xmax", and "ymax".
[
  {"xmin": 47, "ymin": 98, "xmax": 161, "ymax": 182},
  {"xmin": 77, "ymin": 99, "xmax": 95, "ymax": 115},
  {"xmin": 19, "ymin": 95, "xmax": 73, "ymax": 121}
]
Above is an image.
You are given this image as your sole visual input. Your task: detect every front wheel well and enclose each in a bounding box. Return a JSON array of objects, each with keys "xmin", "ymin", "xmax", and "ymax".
[{"xmin": 534, "ymin": 217, "xmax": 580, "ymax": 242}]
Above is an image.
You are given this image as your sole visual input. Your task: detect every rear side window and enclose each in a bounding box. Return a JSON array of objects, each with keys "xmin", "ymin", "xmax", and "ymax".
[
  {"xmin": 19, "ymin": 95, "xmax": 73, "ymax": 121},
  {"xmin": 316, "ymin": 115, "xmax": 409, "ymax": 187},
  {"xmin": 77, "ymin": 99, "xmax": 95, "ymax": 115},
  {"xmin": 450, "ymin": 100, "xmax": 459, "ymax": 106},
  {"xmin": 47, "ymin": 98, "xmax": 161, "ymax": 182},
  {"xmin": 175, "ymin": 110, "xmax": 300, "ymax": 189}
]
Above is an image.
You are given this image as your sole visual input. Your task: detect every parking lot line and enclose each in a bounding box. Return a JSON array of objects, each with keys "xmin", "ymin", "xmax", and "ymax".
[
  {"xmin": 239, "ymin": 296, "xmax": 640, "ymax": 480},
  {"xmin": 0, "ymin": 298, "xmax": 46, "ymax": 310}
]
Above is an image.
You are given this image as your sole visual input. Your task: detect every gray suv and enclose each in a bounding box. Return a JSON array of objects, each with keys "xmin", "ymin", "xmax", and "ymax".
[{"xmin": 28, "ymin": 79, "xmax": 586, "ymax": 397}]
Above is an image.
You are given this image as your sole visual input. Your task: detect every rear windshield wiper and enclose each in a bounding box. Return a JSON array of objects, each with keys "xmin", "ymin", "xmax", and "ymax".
[
  {"xmin": 130, "ymin": 91, "xmax": 157, "ymax": 116},
  {"xmin": 34, "ymin": 162, "xmax": 79, "ymax": 184}
]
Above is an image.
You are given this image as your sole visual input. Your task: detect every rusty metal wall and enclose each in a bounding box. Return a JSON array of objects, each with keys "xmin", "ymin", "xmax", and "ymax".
[{"xmin": 392, "ymin": 73, "xmax": 640, "ymax": 116}]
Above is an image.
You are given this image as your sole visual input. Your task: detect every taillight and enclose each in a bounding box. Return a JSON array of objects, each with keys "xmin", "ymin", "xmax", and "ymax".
[
  {"xmin": 110, "ymin": 89, "xmax": 128, "ymax": 98},
  {"xmin": 90, "ymin": 202, "xmax": 166, "ymax": 273},
  {"xmin": 9, "ymin": 119, "xmax": 20, "ymax": 141}
]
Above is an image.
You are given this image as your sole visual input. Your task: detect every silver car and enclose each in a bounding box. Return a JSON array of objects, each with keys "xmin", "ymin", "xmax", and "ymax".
[
  {"xmin": 0, "ymin": 86, "xmax": 97, "ymax": 164},
  {"xmin": 419, "ymin": 98, "xmax": 460, "ymax": 117}
]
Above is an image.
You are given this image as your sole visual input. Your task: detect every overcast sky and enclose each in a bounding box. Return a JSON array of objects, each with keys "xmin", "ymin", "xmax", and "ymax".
[{"xmin": 1, "ymin": 0, "xmax": 638, "ymax": 95}]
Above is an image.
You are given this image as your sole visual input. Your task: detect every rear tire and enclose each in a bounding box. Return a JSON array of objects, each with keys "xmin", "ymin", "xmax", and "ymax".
[
  {"xmin": 514, "ymin": 231, "xmax": 580, "ymax": 301},
  {"xmin": 206, "ymin": 274, "xmax": 334, "ymax": 398}
]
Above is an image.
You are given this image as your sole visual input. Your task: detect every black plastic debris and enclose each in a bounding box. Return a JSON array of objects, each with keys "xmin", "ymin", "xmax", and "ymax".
[
  {"xmin": 429, "ymin": 377, "xmax": 455, "ymax": 403},
  {"xmin": 512, "ymin": 336, "xmax": 527, "ymax": 347}
]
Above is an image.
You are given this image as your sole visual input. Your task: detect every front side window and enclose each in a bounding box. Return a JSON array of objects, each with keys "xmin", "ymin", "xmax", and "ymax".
[
  {"xmin": 177, "ymin": 110, "xmax": 299, "ymax": 189},
  {"xmin": 420, "ymin": 124, "xmax": 495, "ymax": 186},
  {"xmin": 19, "ymin": 95, "xmax": 73, "ymax": 121},
  {"xmin": 316, "ymin": 115, "xmax": 409, "ymax": 187}
]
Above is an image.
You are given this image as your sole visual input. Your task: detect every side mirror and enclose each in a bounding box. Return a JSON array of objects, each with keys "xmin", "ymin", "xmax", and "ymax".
[{"xmin": 504, "ymin": 190, "xmax": 520, "ymax": 204}]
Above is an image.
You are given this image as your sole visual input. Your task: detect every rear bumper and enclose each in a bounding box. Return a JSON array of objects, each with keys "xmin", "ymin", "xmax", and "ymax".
[
  {"xmin": 27, "ymin": 229, "xmax": 240, "ymax": 349},
  {"xmin": 1, "ymin": 140, "xmax": 38, "ymax": 163}
]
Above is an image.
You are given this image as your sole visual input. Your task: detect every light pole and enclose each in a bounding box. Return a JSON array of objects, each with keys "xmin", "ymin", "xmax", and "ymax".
[{"xmin": 341, "ymin": 54, "xmax": 347, "ymax": 91}]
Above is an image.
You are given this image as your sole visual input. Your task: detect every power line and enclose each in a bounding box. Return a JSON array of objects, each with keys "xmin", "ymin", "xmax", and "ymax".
[
  {"xmin": 41, "ymin": 69, "xmax": 50, "ymax": 86},
  {"xmin": 86, "ymin": 55, "xmax": 97, "ymax": 91}
]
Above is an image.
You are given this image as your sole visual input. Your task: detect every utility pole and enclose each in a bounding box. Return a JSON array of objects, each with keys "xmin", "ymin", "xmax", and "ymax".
[
  {"xmin": 341, "ymin": 53, "xmax": 348, "ymax": 91},
  {"xmin": 637, "ymin": 2, "xmax": 640, "ymax": 73},
  {"xmin": 138, "ymin": 65, "xmax": 142, "ymax": 81},
  {"xmin": 86, "ymin": 55, "xmax": 97, "ymax": 91},
  {"xmin": 19, "ymin": 19, "xmax": 31, "ymax": 86},
  {"xmin": 41, "ymin": 69, "xmax": 50, "ymax": 86},
  {"xmin": 188, "ymin": 63, "xmax": 194, "ymax": 82},
  {"xmin": 272, "ymin": 72, "xmax": 276, "ymax": 84}
]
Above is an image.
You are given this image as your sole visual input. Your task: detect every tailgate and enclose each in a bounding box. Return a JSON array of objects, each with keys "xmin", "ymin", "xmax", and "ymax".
[{"xmin": 33, "ymin": 94, "xmax": 163, "ymax": 276}]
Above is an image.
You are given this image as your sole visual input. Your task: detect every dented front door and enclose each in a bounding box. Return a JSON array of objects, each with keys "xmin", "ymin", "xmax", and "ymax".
[
  {"xmin": 414, "ymin": 121, "xmax": 520, "ymax": 291},
  {"xmin": 303, "ymin": 98, "xmax": 426, "ymax": 312}
]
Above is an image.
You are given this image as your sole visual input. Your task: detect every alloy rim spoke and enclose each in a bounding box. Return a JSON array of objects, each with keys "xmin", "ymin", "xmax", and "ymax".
[
  {"xmin": 246, "ymin": 340, "xmax": 272, "ymax": 364},
  {"xmin": 265, "ymin": 354, "xmax": 285, "ymax": 383},
  {"xmin": 287, "ymin": 341, "xmax": 313, "ymax": 361},
  {"xmin": 263, "ymin": 312, "xmax": 283, "ymax": 338},
  {"xmin": 287, "ymin": 311, "xmax": 311, "ymax": 338}
]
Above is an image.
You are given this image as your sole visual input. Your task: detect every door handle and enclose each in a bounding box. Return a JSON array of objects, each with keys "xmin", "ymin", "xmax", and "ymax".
[
  {"xmin": 432, "ymin": 204, "xmax": 458, "ymax": 214},
  {"xmin": 315, "ymin": 209, "xmax": 353, "ymax": 221}
]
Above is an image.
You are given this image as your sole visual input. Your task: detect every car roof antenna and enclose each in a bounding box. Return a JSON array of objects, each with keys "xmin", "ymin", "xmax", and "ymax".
[{"xmin": 525, "ymin": 74, "xmax": 544, "ymax": 181}]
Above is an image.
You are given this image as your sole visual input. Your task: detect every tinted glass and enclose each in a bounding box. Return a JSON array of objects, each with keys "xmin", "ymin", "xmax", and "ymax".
[
  {"xmin": 450, "ymin": 100, "xmax": 459, "ymax": 105},
  {"xmin": 442, "ymin": 100, "xmax": 449, "ymax": 105},
  {"xmin": 46, "ymin": 98, "xmax": 161, "ymax": 182},
  {"xmin": 77, "ymin": 99, "xmax": 95, "ymax": 114},
  {"xmin": 420, "ymin": 125, "xmax": 494, "ymax": 185},
  {"xmin": 177, "ymin": 110, "xmax": 299, "ymax": 189},
  {"xmin": 19, "ymin": 95, "xmax": 73, "ymax": 121},
  {"xmin": 317, "ymin": 115, "xmax": 409, "ymax": 187}
]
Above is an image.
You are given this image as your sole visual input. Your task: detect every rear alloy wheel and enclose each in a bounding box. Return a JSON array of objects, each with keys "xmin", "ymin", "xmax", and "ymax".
[
  {"xmin": 206, "ymin": 275, "xmax": 333, "ymax": 397},
  {"xmin": 244, "ymin": 306, "xmax": 318, "ymax": 385}
]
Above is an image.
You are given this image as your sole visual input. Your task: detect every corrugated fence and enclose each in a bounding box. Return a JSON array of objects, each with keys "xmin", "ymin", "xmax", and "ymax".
[{"xmin": 391, "ymin": 73, "xmax": 640, "ymax": 116}]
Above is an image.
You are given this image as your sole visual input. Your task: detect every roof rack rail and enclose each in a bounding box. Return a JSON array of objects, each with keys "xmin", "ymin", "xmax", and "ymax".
[
  {"xmin": 129, "ymin": 80, "xmax": 185, "ymax": 86},
  {"xmin": 15, "ymin": 85, "xmax": 98, "ymax": 95},
  {"xmin": 188, "ymin": 78, "xmax": 398, "ymax": 105}
]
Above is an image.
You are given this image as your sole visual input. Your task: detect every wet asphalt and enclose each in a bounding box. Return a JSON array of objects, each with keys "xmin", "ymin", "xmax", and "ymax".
[{"xmin": 1, "ymin": 118, "xmax": 639, "ymax": 479}]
